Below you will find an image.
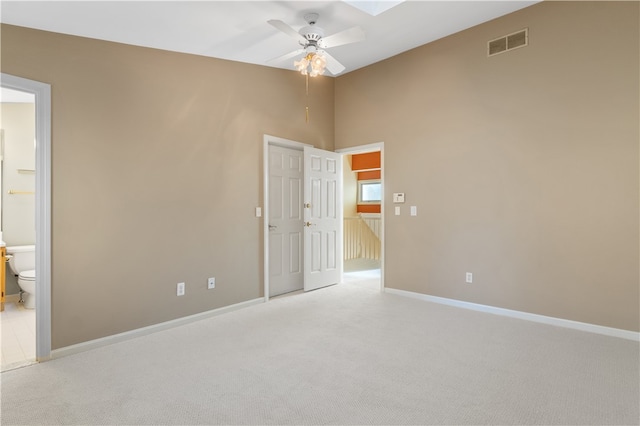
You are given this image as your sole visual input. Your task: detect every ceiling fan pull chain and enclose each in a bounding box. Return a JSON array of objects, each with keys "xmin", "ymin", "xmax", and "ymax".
[{"xmin": 305, "ymin": 73, "xmax": 310, "ymax": 123}]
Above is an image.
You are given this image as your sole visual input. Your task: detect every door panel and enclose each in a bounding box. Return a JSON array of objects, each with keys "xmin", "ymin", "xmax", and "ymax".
[
  {"xmin": 269, "ymin": 234, "xmax": 283, "ymax": 277},
  {"xmin": 304, "ymin": 146, "xmax": 342, "ymax": 291},
  {"xmin": 289, "ymin": 178, "xmax": 301, "ymax": 220},
  {"xmin": 289, "ymin": 232, "xmax": 301, "ymax": 274},
  {"xmin": 327, "ymin": 231, "xmax": 337, "ymax": 269},
  {"xmin": 268, "ymin": 145, "xmax": 304, "ymax": 296}
]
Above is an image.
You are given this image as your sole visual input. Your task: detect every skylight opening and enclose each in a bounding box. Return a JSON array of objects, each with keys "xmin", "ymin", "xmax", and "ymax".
[{"xmin": 342, "ymin": 1, "xmax": 406, "ymax": 16}]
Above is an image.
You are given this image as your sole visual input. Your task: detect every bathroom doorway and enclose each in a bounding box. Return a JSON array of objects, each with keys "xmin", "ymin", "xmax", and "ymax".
[
  {"xmin": 0, "ymin": 73, "xmax": 52, "ymax": 369},
  {"xmin": 0, "ymin": 88, "xmax": 36, "ymax": 370}
]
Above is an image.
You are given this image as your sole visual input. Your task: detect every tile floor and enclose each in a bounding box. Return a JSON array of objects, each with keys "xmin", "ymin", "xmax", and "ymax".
[{"xmin": 1, "ymin": 298, "xmax": 36, "ymax": 372}]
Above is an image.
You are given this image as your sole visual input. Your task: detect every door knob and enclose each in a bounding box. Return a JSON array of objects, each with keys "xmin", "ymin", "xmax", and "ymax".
[
  {"xmin": 269, "ymin": 225, "xmax": 277, "ymax": 230},
  {"xmin": 304, "ymin": 222, "xmax": 313, "ymax": 227}
]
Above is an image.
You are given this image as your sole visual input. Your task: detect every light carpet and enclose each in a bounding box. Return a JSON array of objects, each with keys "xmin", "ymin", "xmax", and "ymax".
[{"xmin": 0, "ymin": 282, "xmax": 638, "ymax": 425}]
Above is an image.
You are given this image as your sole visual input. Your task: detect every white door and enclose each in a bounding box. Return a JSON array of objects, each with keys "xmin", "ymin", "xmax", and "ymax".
[
  {"xmin": 303, "ymin": 146, "xmax": 342, "ymax": 291},
  {"xmin": 268, "ymin": 145, "xmax": 304, "ymax": 296}
]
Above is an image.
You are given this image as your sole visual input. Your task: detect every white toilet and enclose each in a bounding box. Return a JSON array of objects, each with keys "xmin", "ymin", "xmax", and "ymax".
[{"xmin": 6, "ymin": 245, "xmax": 36, "ymax": 309}]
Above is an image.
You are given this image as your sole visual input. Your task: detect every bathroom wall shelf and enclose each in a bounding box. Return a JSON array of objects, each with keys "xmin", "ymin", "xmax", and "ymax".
[{"xmin": 8, "ymin": 190, "xmax": 35, "ymax": 195}]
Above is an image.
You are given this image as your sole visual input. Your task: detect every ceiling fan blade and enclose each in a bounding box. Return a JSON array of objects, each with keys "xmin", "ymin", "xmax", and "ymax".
[
  {"xmin": 318, "ymin": 26, "xmax": 365, "ymax": 49},
  {"xmin": 267, "ymin": 48, "xmax": 305, "ymax": 64},
  {"xmin": 322, "ymin": 51, "xmax": 346, "ymax": 75},
  {"xmin": 267, "ymin": 19, "xmax": 307, "ymax": 45}
]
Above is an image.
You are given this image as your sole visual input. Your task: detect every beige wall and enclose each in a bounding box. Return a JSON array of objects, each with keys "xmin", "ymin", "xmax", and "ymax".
[
  {"xmin": 336, "ymin": 1, "xmax": 639, "ymax": 331},
  {"xmin": 1, "ymin": 24, "xmax": 335, "ymax": 348},
  {"xmin": 1, "ymin": 0, "xmax": 638, "ymax": 349}
]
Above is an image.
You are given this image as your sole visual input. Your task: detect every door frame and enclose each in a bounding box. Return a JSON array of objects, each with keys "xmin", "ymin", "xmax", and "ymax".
[
  {"xmin": 336, "ymin": 142, "xmax": 385, "ymax": 291},
  {"xmin": 263, "ymin": 135, "xmax": 312, "ymax": 302},
  {"xmin": 263, "ymin": 136, "xmax": 385, "ymax": 299},
  {"xmin": 1, "ymin": 73, "xmax": 52, "ymax": 361}
]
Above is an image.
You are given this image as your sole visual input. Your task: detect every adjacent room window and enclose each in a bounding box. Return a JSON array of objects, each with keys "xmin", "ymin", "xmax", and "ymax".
[{"xmin": 358, "ymin": 180, "xmax": 382, "ymax": 204}]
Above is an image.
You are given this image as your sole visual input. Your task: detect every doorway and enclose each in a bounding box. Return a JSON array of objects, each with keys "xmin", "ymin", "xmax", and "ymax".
[
  {"xmin": 337, "ymin": 143, "xmax": 384, "ymax": 292},
  {"xmin": 1, "ymin": 88, "xmax": 36, "ymax": 370},
  {"xmin": 263, "ymin": 135, "xmax": 384, "ymax": 300},
  {"xmin": 0, "ymin": 73, "xmax": 52, "ymax": 366},
  {"xmin": 264, "ymin": 135, "xmax": 343, "ymax": 299}
]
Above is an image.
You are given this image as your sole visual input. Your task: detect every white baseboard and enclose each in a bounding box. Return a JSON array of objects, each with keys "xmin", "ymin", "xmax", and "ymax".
[
  {"xmin": 51, "ymin": 298, "xmax": 264, "ymax": 359},
  {"xmin": 385, "ymin": 288, "xmax": 639, "ymax": 342}
]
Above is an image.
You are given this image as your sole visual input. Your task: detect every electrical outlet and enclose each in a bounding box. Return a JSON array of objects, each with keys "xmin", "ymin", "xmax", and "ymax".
[
  {"xmin": 177, "ymin": 282, "xmax": 185, "ymax": 296},
  {"xmin": 465, "ymin": 272, "xmax": 473, "ymax": 283},
  {"xmin": 207, "ymin": 277, "xmax": 216, "ymax": 290}
]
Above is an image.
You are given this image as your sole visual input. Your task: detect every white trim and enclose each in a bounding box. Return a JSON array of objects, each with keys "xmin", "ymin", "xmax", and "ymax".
[
  {"xmin": 1, "ymin": 73, "xmax": 52, "ymax": 361},
  {"xmin": 336, "ymin": 142, "xmax": 385, "ymax": 292},
  {"xmin": 262, "ymin": 135, "xmax": 312, "ymax": 303},
  {"xmin": 335, "ymin": 142, "xmax": 383, "ymax": 155},
  {"xmin": 385, "ymin": 287, "xmax": 640, "ymax": 341},
  {"xmin": 52, "ymin": 298, "xmax": 264, "ymax": 359}
]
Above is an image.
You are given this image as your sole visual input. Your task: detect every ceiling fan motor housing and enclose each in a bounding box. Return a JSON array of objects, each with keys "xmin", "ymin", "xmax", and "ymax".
[
  {"xmin": 299, "ymin": 12, "xmax": 324, "ymax": 45},
  {"xmin": 301, "ymin": 27, "xmax": 324, "ymax": 42}
]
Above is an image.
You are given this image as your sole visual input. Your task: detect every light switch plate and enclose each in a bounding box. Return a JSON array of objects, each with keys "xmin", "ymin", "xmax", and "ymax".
[
  {"xmin": 395, "ymin": 206, "xmax": 400, "ymax": 216},
  {"xmin": 410, "ymin": 206, "xmax": 417, "ymax": 216},
  {"xmin": 255, "ymin": 207, "xmax": 262, "ymax": 217}
]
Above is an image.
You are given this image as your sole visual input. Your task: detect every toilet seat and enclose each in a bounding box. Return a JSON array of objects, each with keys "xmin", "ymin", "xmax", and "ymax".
[{"xmin": 19, "ymin": 269, "xmax": 36, "ymax": 281}]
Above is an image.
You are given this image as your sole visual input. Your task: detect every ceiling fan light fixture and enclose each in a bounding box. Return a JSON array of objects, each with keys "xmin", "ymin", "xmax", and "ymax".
[
  {"xmin": 294, "ymin": 56, "xmax": 310, "ymax": 74},
  {"xmin": 311, "ymin": 53, "xmax": 326, "ymax": 69},
  {"xmin": 295, "ymin": 52, "xmax": 326, "ymax": 77}
]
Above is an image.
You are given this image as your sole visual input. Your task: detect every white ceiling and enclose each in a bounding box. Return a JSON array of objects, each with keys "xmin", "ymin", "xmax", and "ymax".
[{"xmin": 0, "ymin": 1, "xmax": 539, "ymax": 76}]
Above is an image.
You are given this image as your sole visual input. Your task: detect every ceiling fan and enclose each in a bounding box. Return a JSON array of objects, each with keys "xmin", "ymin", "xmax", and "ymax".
[{"xmin": 267, "ymin": 13, "xmax": 365, "ymax": 76}]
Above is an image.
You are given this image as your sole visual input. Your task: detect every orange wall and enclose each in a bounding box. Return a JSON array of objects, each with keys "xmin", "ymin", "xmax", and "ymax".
[
  {"xmin": 357, "ymin": 204, "xmax": 381, "ymax": 213},
  {"xmin": 358, "ymin": 170, "xmax": 381, "ymax": 180},
  {"xmin": 352, "ymin": 151, "xmax": 381, "ymax": 170}
]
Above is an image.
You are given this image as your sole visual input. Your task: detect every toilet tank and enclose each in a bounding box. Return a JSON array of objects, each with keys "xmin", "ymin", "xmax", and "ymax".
[{"xmin": 6, "ymin": 245, "xmax": 35, "ymax": 276}]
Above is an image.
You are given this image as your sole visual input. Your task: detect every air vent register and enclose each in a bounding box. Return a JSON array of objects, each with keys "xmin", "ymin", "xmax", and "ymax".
[{"xmin": 488, "ymin": 28, "xmax": 528, "ymax": 57}]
